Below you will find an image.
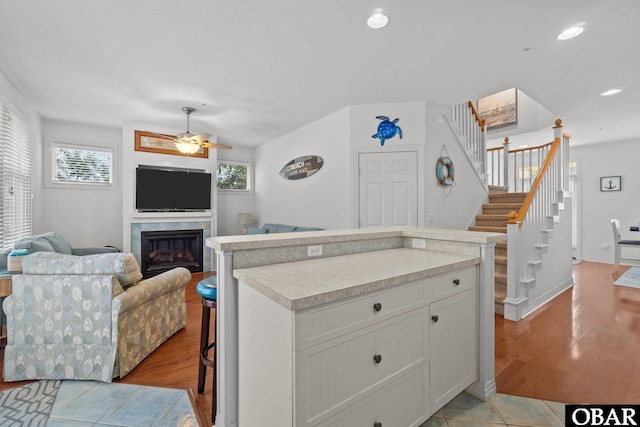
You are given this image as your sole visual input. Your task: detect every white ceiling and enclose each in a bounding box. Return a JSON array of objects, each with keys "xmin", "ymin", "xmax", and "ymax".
[{"xmin": 0, "ymin": 0, "xmax": 638, "ymax": 148}]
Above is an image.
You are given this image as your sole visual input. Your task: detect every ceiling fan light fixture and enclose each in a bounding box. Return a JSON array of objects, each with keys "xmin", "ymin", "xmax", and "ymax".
[{"xmin": 174, "ymin": 141, "xmax": 201, "ymax": 154}]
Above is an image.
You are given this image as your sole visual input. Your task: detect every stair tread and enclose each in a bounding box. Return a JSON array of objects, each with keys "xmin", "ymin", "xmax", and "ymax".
[{"xmin": 469, "ymin": 225, "xmax": 506, "ymax": 233}]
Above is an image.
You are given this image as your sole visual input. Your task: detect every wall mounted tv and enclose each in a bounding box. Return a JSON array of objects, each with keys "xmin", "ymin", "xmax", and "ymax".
[{"xmin": 136, "ymin": 166, "xmax": 212, "ymax": 211}]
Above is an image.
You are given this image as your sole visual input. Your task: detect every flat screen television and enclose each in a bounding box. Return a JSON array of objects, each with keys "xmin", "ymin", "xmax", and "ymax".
[{"xmin": 136, "ymin": 167, "xmax": 212, "ymax": 211}]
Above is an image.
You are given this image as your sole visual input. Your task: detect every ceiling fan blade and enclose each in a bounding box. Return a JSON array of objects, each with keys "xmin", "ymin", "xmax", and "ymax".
[
  {"xmin": 191, "ymin": 133, "xmax": 212, "ymax": 143},
  {"xmin": 201, "ymin": 141, "xmax": 233, "ymax": 150}
]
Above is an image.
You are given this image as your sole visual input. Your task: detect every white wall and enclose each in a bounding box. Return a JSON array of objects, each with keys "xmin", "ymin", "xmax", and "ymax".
[
  {"xmin": 217, "ymin": 145, "xmax": 255, "ymax": 236},
  {"xmin": 571, "ymin": 139, "xmax": 640, "ymax": 264},
  {"xmin": 39, "ymin": 120, "xmax": 123, "ymax": 248},
  {"xmin": 424, "ymin": 103, "xmax": 488, "ymax": 229},
  {"xmin": 254, "ymin": 101, "xmax": 487, "ymax": 231},
  {"xmin": 522, "ymin": 197, "xmax": 574, "ymax": 318},
  {"xmin": 254, "ymin": 107, "xmax": 351, "ymax": 230}
]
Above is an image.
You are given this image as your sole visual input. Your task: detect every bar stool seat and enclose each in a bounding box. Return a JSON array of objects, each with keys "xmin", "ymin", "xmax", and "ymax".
[{"xmin": 196, "ymin": 275, "xmax": 217, "ymax": 423}]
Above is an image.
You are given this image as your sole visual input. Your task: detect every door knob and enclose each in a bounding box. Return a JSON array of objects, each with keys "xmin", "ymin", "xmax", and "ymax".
[
  {"xmin": 432, "ymin": 315, "xmax": 439, "ymax": 323},
  {"xmin": 373, "ymin": 354, "xmax": 382, "ymax": 364},
  {"xmin": 373, "ymin": 302, "xmax": 382, "ymax": 312},
  {"xmin": 453, "ymin": 278, "xmax": 460, "ymax": 286}
]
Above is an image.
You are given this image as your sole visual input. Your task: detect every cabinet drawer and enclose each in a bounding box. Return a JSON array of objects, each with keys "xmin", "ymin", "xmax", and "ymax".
[
  {"xmin": 295, "ymin": 280, "xmax": 426, "ymax": 350},
  {"xmin": 295, "ymin": 309, "xmax": 428, "ymax": 426},
  {"xmin": 426, "ymin": 266, "xmax": 476, "ymax": 303},
  {"xmin": 318, "ymin": 365, "xmax": 430, "ymax": 427}
]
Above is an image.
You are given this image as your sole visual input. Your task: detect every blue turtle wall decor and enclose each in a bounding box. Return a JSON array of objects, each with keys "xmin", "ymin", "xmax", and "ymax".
[{"xmin": 372, "ymin": 116, "xmax": 402, "ymax": 146}]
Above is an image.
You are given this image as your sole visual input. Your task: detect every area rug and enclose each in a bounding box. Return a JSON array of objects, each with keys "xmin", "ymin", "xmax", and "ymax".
[
  {"xmin": 0, "ymin": 380, "xmax": 60, "ymax": 426},
  {"xmin": 613, "ymin": 267, "xmax": 640, "ymax": 289}
]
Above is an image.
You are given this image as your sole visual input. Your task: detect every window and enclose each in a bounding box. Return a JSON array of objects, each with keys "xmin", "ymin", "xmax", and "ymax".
[
  {"xmin": 217, "ymin": 160, "xmax": 251, "ymax": 192},
  {"xmin": 0, "ymin": 103, "xmax": 33, "ymax": 250},
  {"xmin": 50, "ymin": 143, "xmax": 113, "ymax": 185}
]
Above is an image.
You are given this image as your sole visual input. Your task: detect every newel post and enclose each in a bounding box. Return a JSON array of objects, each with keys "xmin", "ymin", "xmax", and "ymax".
[
  {"xmin": 502, "ymin": 137, "xmax": 510, "ymax": 189},
  {"xmin": 553, "ymin": 118, "xmax": 568, "ymax": 192},
  {"xmin": 503, "ymin": 211, "xmax": 527, "ymax": 321}
]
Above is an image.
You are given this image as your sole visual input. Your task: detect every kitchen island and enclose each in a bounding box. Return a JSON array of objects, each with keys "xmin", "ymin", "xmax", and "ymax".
[{"xmin": 206, "ymin": 227, "xmax": 505, "ymax": 427}]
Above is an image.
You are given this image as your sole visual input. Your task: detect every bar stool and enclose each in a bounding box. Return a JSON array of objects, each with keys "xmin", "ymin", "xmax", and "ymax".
[{"xmin": 196, "ymin": 275, "xmax": 217, "ymax": 423}]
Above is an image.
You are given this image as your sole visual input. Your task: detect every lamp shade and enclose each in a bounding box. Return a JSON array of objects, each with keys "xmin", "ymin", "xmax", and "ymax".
[{"xmin": 237, "ymin": 212, "xmax": 252, "ymax": 225}]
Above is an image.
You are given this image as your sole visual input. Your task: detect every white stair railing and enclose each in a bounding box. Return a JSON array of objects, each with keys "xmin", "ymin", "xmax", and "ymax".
[
  {"xmin": 503, "ymin": 120, "xmax": 568, "ymax": 321},
  {"xmin": 486, "ymin": 137, "xmax": 554, "ymax": 192},
  {"xmin": 450, "ymin": 101, "xmax": 486, "ymax": 178}
]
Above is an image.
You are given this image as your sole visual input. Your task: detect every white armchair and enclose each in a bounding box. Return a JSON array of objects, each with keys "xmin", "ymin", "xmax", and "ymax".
[{"xmin": 2, "ymin": 252, "xmax": 190, "ymax": 382}]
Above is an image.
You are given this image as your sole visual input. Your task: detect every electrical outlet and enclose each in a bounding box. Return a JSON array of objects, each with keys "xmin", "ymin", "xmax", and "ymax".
[
  {"xmin": 427, "ymin": 213, "xmax": 435, "ymax": 223},
  {"xmin": 308, "ymin": 245, "xmax": 323, "ymax": 257},
  {"xmin": 412, "ymin": 238, "xmax": 426, "ymax": 249}
]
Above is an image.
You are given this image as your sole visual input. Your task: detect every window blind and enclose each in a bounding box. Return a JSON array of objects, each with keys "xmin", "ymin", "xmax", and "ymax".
[
  {"xmin": 0, "ymin": 103, "xmax": 33, "ymax": 250},
  {"xmin": 51, "ymin": 144, "xmax": 112, "ymax": 184}
]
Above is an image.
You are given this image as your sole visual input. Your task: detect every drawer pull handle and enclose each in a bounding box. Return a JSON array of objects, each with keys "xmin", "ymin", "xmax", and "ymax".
[
  {"xmin": 432, "ymin": 315, "xmax": 439, "ymax": 323},
  {"xmin": 373, "ymin": 302, "xmax": 382, "ymax": 312},
  {"xmin": 374, "ymin": 423, "xmax": 383, "ymax": 427},
  {"xmin": 453, "ymin": 278, "xmax": 460, "ymax": 286},
  {"xmin": 373, "ymin": 354, "xmax": 382, "ymax": 364}
]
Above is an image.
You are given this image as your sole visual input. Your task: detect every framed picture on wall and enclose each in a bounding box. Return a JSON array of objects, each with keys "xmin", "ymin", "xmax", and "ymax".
[
  {"xmin": 134, "ymin": 130, "xmax": 208, "ymax": 158},
  {"xmin": 600, "ymin": 176, "xmax": 621, "ymax": 192},
  {"xmin": 477, "ymin": 88, "xmax": 518, "ymax": 129}
]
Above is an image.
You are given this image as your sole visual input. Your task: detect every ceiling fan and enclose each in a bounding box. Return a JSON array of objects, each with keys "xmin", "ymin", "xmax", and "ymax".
[{"xmin": 152, "ymin": 106, "xmax": 232, "ymax": 154}]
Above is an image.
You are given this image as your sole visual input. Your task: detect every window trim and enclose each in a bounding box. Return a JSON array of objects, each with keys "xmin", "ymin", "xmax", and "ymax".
[
  {"xmin": 217, "ymin": 159, "xmax": 253, "ymax": 193},
  {"xmin": 45, "ymin": 139, "xmax": 119, "ymax": 190}
]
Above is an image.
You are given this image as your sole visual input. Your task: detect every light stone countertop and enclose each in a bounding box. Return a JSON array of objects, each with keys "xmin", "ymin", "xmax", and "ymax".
[
  {"xmin": 233, "ymin": 247, "xmax": 479, "ymax": 311},
  {"xmin": 208, "ymin": 226, "xmax": 505, "ymax": 252}
]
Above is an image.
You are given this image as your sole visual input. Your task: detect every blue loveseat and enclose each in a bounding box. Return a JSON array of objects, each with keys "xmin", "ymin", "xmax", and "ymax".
[
  {"xmin": 0, "ymin": 232, "xmax": 119, "ymax": 270},
  {"xmin": 247, "ymin": 223, "xmax": 322, "ymax": 235}
]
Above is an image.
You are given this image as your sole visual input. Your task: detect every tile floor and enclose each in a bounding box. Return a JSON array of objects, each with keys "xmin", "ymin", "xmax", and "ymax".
[
  {"xmin": 46, "ymin": 380, "xmax": 199, "ymax": 427},
  {"xmin": 421, "ymin": 391, "xmax": 565, "ymax": 427},
  {"xmin": 42, "ymin": 381, "xmax": 564, "ymax": 427}
]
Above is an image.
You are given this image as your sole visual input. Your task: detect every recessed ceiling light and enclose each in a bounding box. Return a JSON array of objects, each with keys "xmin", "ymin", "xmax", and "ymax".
[
  {"xmin": 600, "ymin": 88, "xmax": 622, "ymax": 96},
  {"xmin": 557, "ymin": 25, "xmax": 584, "ymax": 40},
  {"xmin": 367, "ymin": 10, "xmax": 388, "ymax": 29}
]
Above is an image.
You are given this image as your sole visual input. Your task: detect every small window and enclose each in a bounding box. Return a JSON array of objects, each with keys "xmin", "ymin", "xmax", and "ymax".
[
  {"xmin": 48, "ymin": 142, "xmax": 115, "ymax": 187},
  {"xmin": 217, "ymin": 160, "xmax": 251, "ymax": 191}
]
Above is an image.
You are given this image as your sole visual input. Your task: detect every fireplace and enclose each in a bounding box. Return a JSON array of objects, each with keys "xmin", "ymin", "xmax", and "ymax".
[{"xmin": 140, "ymin": 229, "xmax": 204, "ymax": 278}]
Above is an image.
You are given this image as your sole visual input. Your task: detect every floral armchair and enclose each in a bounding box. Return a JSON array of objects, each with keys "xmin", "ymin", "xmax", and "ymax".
[{"xmin": 2, "ymin": 251, "xmax": 190, "ymax": 382}]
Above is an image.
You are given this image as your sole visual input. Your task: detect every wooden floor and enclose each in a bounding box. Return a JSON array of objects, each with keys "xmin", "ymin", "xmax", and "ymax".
[
  {"xmin": 1, "ymin": 262, "xmax": 639, "ymax": 419},
  {"xmin": 496, "ymin": 261, "xmax": 640, "ymax": 404}
]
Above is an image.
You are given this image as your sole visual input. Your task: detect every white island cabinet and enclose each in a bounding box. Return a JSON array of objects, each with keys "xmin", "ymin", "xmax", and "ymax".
[
  {"xmin": 207, "ymin": 227, "xmax": 505, "ymax": 427},
  {"xmin": 235, "ymin": 249, "xmax": 479, "ymax": 427}
]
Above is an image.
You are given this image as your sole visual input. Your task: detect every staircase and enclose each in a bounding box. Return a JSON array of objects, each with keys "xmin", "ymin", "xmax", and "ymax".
[{"xmin": 468, "ymin": 187, "xmax": 527, "ymax": 315}]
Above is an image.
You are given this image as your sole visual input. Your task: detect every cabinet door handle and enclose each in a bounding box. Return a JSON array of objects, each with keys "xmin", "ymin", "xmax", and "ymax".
[
  {"xmin": 373, "ymin": 302, "xmax": 382, "ymax": 312},
  {"xmin": 453, "ymin": 278, "xmax": 460, "ymax": 286},
  {"xmin": 431, "ymin": 315, "xmax": 439, "ymax": 323},
  {"xmin": 374, "ymin": 423, "xmax": 383, "ymax": 427},
  {"xmin": 373, "ymin": 354, "xmax": 382, "ymax": 364}
]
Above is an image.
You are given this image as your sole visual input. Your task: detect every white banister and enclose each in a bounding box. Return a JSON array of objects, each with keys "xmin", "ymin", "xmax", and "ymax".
[
  {"xmin": 450, "ymin": 102, "xmax": 486, "ymax": 182},
  {"xmin": 502, "ymin": 119, "xmax": 570, "ymax": 321}
]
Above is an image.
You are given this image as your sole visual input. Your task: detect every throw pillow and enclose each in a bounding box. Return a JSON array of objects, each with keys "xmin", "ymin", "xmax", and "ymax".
[
  {"xmin": 40, "ymin": 232, "xmax": 73, "ymax": 254},
  {"xmin": 14, "ymin": 237, "xmax": 56, "ymax": 253}
]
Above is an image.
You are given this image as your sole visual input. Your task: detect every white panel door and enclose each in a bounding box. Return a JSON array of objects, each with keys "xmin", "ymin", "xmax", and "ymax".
[{"xmin": 358, "ymin": 151, "xmax": 418, "ymax": 228}]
